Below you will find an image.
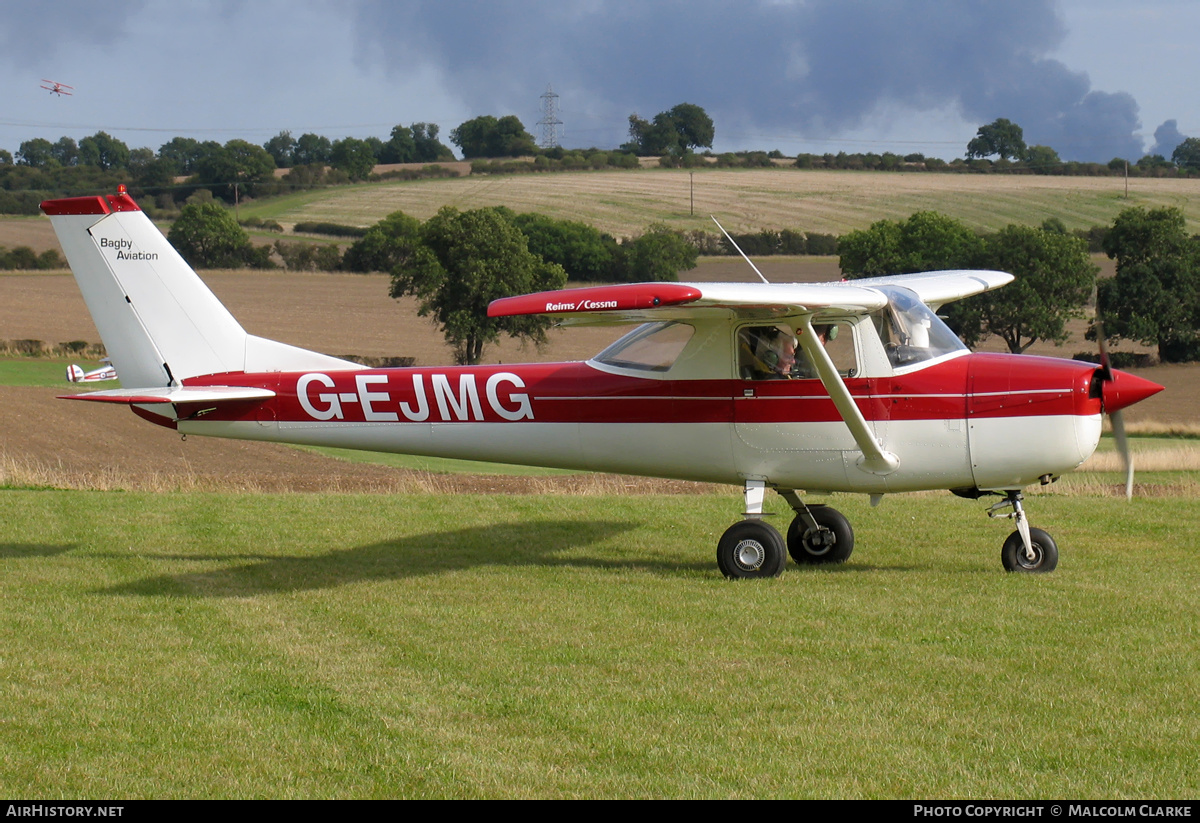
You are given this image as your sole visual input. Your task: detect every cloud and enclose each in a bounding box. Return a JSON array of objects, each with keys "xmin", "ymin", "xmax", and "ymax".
[
  {"xmin": 0, "ymin": 0, "xmax": 147, "ymax": 65},
  {"xmin": 350, "ymin": 0, "xmax": 1147, "ymax": 160}
]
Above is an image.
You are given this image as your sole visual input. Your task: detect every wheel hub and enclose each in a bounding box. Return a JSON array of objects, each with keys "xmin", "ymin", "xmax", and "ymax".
[
  {"xmin": 734, "ymin": 539, "xmax": 766, "ymax": 571},
  {"xmin": 802, "ymin": 527, "xmax": 834, "ymax": 556},
  {"xmin": 1016, "ymin": 544, "xmax": 1044, "ymax": 569}
]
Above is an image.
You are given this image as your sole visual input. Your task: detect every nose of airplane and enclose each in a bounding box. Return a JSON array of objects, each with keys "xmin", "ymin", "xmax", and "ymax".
[{"xmin": 1101, "ymin": 368, "xmax": 1164, "ymax": 413}]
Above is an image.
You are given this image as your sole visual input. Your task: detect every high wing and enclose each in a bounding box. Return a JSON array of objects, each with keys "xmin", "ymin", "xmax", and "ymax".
[
  {"xmin": 488, "ymin": 269, "xmax": 1013, "ymax": 325},
  {"xmin": 490, "ymin": 268, "xmax": 1015, "ymax": 478}
]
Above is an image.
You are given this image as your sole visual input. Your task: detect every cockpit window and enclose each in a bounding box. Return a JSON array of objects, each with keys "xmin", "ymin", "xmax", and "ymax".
[
  {"xmin": 872, "ymin": 286, "xmax": 967, "ymax": 368},
  {"xmin": 594, "ymin": 322, "xmax": 694, "ymax": 372},
  {"xmin": 738, "ymin": 322, "xmax": 857, "ymax": 380}
]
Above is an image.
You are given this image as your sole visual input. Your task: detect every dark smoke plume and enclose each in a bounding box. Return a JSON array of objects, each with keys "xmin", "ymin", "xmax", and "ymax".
[{"xmin": 352, "ymin": 0, "xmax": 1148, "ymax": 160}]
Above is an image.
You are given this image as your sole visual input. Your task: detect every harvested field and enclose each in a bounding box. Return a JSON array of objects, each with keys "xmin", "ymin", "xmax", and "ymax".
[
  {"xmin": 255, "ymin": 169, "xmax": 1200, "ymax": 238},
  {"xmin": 1, "ymin": 223, "xmax": 1194, "ymax": 494}
]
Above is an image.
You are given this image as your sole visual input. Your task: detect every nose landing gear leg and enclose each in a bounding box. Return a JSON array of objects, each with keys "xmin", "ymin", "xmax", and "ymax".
[{"xmin": 988, "ymin": 491, "xmax": 1058, "ymax": 573}]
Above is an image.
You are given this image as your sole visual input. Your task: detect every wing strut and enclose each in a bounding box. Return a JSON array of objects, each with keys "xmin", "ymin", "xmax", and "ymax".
[{"xmin": 794, "ymin": 316, "xmax": 899, "ymax": 475}]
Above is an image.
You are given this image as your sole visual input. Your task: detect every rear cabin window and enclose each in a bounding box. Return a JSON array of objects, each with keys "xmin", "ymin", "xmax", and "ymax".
[{"xmin": 594, "ymin": 322, "xmax": 695, "ymax": 372}]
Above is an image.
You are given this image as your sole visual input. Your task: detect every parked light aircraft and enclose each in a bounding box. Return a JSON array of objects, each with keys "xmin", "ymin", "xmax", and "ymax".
[
  {"xmin": 41, "ymin": 188, "xmax": 1163, "ymax": 578},
  {"xmin": 66, "ymin": 359, "xmax": 117, "ymax": 383}
]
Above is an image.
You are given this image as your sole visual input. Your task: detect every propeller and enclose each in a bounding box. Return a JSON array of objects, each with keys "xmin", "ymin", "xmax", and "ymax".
[{"xmin": 1094, "ymin": 319, "xmax": 1134, "ymax": 500}]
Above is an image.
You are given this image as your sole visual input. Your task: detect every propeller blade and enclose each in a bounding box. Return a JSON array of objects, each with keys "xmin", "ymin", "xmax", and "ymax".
[{"xmin": 1110, "ymin": 408, "xmax": 1133, "ymax": 501}]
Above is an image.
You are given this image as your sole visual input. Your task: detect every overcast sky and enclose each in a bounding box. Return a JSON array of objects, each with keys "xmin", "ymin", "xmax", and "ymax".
[{"xmin": 1, "ymin": 0, "xmax": 1196, "ymax": 162}]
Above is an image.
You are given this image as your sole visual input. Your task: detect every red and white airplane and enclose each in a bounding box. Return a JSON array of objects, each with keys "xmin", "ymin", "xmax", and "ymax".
[
  {"xmin": 66, "ymin": 358, "xmax": 117, "ymax": 384},
  {"xmin": 40, "ymin": 80, "xmax": 73, "ymax": 97},
  {"xmin": 41, "ymin": 188, "xmax": 1162, "ymax": 578}
]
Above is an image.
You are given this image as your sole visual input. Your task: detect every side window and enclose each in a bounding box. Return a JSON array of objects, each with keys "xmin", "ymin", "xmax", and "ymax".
[
  {"xmin": 594, "ymin": 322, "xmax": 695, "ymax": 372},
  {"xmin": 815, "ymin": 321, "xmax": 858, "ymax": 378},
  {"xmin": 737, "ymin": 322, "xmax": 857, "ymax": 380}
]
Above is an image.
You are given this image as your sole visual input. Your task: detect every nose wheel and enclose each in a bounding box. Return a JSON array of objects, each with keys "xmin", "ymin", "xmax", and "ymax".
[{"xmin": 989, "ymin": 491, "xmax": 1058, "ymax": 573}]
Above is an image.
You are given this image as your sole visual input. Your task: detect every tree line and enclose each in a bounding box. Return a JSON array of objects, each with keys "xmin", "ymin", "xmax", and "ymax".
[
  {"xmin": 5, "ymin": 104, "xmax": 1198, "ymax": 218},
  {"xmin": 837, "ymin": 208, "xmax": 1200, "ymax": 363}
]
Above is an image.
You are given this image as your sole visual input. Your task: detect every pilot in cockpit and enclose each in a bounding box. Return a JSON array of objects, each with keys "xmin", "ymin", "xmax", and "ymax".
[{"xmin": 740, "ymin": 324, "xmax": 834, "ymax": 380}]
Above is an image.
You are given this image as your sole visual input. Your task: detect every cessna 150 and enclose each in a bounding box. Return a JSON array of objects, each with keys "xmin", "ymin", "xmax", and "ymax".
[{"xmin": 41, "ymin": 189, "xmax": 1162, "ymax": 578}]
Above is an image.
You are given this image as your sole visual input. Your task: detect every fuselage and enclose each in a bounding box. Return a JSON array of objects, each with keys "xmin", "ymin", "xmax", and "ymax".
[{"xmin": 154, "ymin": 348, "xmax": 1127, "ymax": 494}]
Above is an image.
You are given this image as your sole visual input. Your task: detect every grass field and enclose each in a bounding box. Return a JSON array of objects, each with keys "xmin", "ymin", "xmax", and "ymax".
[
  {"xmin": 3, "ymin": 169, "xmax": 1199, "ymax": 797},
  {"xmin": 238, "ymin": 168, "xmax": 1200, "ymax": 239},
  {"xmin": 1, "ymin": 490, "xmax": 1197, "ymax": 799}
]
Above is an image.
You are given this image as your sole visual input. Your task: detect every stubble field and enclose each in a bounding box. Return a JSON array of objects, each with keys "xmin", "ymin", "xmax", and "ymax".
[{"xmin": 244, "ymin": 167, "xmax": 1200, "ymax": 238}]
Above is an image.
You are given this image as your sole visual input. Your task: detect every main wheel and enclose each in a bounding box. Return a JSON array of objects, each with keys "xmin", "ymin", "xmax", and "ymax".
[
  {"xmin": 717, "ymin": 520, "xmax": 787, "ymax": 579},
  {"xmin": 787, "ymin": 505, "xmax": 854, "ymax": 565},
  {"xmin": 1001, "ymin": 528, "xmax": 1058, "ymax": 573}
]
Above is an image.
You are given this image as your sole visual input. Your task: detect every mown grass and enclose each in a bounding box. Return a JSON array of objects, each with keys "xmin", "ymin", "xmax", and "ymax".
[
  {"xmin": 1, "ymin": 490, "xmax": 1196, "ymax": 798},
  {"xmin": 0, "ymin": 358, "xmax": 89, "ymax": 388}
]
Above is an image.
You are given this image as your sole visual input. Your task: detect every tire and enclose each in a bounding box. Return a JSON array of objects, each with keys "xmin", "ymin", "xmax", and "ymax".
[
  {"xmin": 787, "ymin": 505, "xmax": 854, "ymax": 565},
  {"xmin": 1001, "ymin": 528, "xmax": 1058, "ymax": 573},
  {"xmin": 717, "ymin": 520, "xmax": 787, "ymax": 579}
]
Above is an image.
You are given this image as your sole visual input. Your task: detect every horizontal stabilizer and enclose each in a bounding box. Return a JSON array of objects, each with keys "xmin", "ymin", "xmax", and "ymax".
[{"xmin": 59, "ymin": 386, "xmax": 276, "ymax": 405}]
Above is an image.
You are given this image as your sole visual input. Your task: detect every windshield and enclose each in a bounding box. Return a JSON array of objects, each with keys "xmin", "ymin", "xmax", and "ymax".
[{"xmin": 872, "ymin": 286, "xmax": 967, "ymax": 369}]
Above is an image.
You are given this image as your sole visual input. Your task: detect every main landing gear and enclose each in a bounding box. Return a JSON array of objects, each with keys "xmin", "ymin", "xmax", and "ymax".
[
  {"xmin": 987, "ymin": 490, "xmax": 1058, "ymax": 573},
  {"xmin": 716, "ymin": 481, "xmax": 854, "ymax": 579},
  {"xmin": 717, "ymin": 484, "xmax": 1061, "ymax": 578}
]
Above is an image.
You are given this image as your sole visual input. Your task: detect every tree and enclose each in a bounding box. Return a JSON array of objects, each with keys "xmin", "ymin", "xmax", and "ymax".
[
  {"xmin": 1023, "ymin": 144, "xmax": 1061, "ymax": 170},
  {"xmin": 263, "ymin": 130, "xmax": 297, "ymax": 167},
  {"xmin": 411, "ymin": 123, "xmax": 454, "ymax": 162},
  {"xmin": 966, "ymin": 118, "xmax": 1027, "ymax": 161},
  {"xmin": 342, "ymin": 210, "xmax": 422, "ymax": 273},
  {"xmin": 624, "ymin": 103, "xmax": 714, "ymax": 156},
  {"xmin": 511, "ymin": 212, "xmax": 619, "ymax": 281},
  {"xmin": 51, "ymin": 137, "xmax": 79, "ymax": 167},
  {"xmin": 380, "ymin": 124, "xmax": 417, "ymax": 164},
  {"xmin": 292, "ymin": 133, "xmax": 332, "ymax": 166},
  {"xmin": 1172, "ymin": 137, "xmax": 1200, "ymax": 170},
  {"xmin": 618, "ymin": 224, "xmax": 699, "ymax": 282},
  {"xmin": 167, "ymin": 202, "xmax": 269, "ymax": 269},
  {"xmin": 329, "ymin": 137, "xmax": 376, "ymax": 181},
  {"xmin": 195, "ymin": 139, "xmax": 276, "ymax": 201},
  {"xmin": 450, "ymin": 115, "xmax": 537, "ymax": 158},
  {"xmin": 968, "ymin": 226, "xmax": 1097, "ymax": 353},
  {"xmin": 128, "ymin": 147, "xmax": 177, "ymax": 193},
  {"xmin": 389, "ymin": 207, "xmax": 567, "ymax": 364},
  {"xmin": 838, "ymin": 211, "xmax": 983, "ymax": 277},
  {"xmin": 78, "ymin": 131, "xmax": 130, "ymax": 170},
  {"xmin": 16, "ymin": 138, "xmax": 55, "ymax": 167},
  {"xmin": 1096, "ymin": 206, "xmax": 1200, "ymax": 362},
  {"xmin": 159, "ymin": 136, "xmax": 212, "ymax": 175}
]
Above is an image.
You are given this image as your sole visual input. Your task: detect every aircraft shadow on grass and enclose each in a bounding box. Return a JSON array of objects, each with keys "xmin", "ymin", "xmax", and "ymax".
[
  {"xmin": 89, "ymin": 519, "xmax": 711, "ymax": 598},
  {"xmin": 0, "ymin": 543, "xmax": 78, "ymax": 559}
]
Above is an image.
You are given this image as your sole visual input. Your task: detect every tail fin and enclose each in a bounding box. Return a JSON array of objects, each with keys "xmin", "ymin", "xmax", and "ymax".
[{"xmin": 41, "ymin": 190, "xmax": 355, "ymax": 388}]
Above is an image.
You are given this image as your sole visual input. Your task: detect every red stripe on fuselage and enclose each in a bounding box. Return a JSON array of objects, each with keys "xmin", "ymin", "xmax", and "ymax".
[{"xmin": 180, "ymin": 353, "xmax": 1104, "ymax": 427}]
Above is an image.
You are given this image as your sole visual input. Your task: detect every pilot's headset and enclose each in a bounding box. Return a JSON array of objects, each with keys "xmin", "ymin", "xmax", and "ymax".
[
  {"xmin": 758, "ymin": 329, "xmax": 797, "ymax": 372},
  {"xmin": 813, "ymin": 323, "xmax": 839, "ymax": 343}
]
